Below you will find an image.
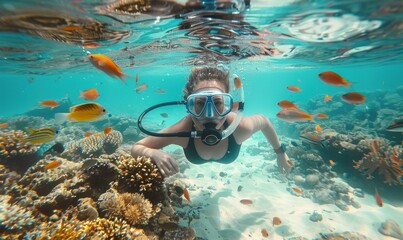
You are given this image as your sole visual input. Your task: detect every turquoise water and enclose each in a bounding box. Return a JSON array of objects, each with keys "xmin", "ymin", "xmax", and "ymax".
[{"xmin": 1, "ymin": 0, "xmax": 403, "ymax": 239}]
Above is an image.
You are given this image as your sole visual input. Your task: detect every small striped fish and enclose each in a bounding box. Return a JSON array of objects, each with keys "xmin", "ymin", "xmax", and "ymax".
[
  {"xmin": 55, "ymin": 102, "xmax": 107, "ymax": 124},
  {"xmin": 386, "ymin": 121, "xmax": 403, "ymax": 132},
  {"xmin": 299, "ymin": 133, "xmax": 327, "ymax": 148},
  {"xmin": 21, "ymin": 127, "xmax": 57, "ymax": 144}
]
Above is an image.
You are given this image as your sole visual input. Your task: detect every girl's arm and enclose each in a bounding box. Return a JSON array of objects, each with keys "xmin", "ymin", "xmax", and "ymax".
[{"xmin": 234, "ymin": 114, "xmax": 293, "ymax": 175}]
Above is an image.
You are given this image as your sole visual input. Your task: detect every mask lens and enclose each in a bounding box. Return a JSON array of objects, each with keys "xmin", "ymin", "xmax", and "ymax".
[
  {"xmin": 212, "ymin": 94, "xmax": 232, "ymax": 116},
  {"xmin": 187, "ymin": 95, "xmax": 207, "ymax": 117}
]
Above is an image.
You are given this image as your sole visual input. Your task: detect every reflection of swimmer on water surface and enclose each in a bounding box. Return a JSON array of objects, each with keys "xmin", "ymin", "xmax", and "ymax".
[{"xmin": 99, "ymin": 0, "xmax": 283, "ymax": 62}]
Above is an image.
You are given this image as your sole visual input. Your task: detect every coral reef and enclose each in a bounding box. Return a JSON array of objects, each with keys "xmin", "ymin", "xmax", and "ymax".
[
  {"xmin": 117, "ymin": 155, "xmax": 164, "ymax": 197},
  {"xmin": 63, "ymin": 130, "xmax": 123, "ymax": 159},
  {"xmin": 98, "ymin": 191, "xmax": 155, "ymax": 226},
  {"xmin": 353, "ymin": 139, "xmax": 403, "ymax": 185},
  {"xmin": 0, "ymin": 195, "xmax": 37, "ymax": 235},
  {"xmin": 80, "ymin": 217, "xmax": 148, "ymax": 239},
  {"xmin": 82, "ymin": 159, "xmax": 119, "ymax": 197},
  {"xmin": 0, "ymin": 130, "xmax": 39, "ymax": 173}
]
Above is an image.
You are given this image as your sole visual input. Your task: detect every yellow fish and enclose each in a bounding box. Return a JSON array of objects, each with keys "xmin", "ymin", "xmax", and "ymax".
[
  {"xmin": 20, "ymin": 127, "xmax": 57, "ymax": 144},
  {"xmin": 55, "ymin": 103, "xmax": 107, "ymax": 124}
]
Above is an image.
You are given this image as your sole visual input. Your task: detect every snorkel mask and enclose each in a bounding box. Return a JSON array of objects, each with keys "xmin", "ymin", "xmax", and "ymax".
[{"xmin": 137, "ymin": 74, "xmax": 245, "ymax": 146}]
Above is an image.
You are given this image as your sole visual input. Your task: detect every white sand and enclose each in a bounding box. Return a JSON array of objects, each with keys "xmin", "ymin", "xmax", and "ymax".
[{"xmin": 169, "ymin": 136, "xmax": 403, "ymax": 240}]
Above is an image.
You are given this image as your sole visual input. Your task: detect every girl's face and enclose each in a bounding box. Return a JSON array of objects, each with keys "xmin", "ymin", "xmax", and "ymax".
[{"xmin": 191, "ymin": 80, "xmax": 227, "ymax": 130}]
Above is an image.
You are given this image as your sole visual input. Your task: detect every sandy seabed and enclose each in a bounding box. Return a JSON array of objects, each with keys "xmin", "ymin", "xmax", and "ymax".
[{"xmin": 169, "ymin": 137, "xmax": 403, "ymax": 240}]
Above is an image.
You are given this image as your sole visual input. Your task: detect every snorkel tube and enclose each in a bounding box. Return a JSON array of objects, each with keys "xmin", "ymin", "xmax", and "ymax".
[{"xmin": 137, "ymin": 75, "xmax": 245, "ymax": 146}]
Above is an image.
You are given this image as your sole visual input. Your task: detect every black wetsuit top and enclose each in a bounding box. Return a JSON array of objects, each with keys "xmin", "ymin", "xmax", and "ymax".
[{"xmin": 183, "ymin": 121, "xmax": 242, "ymax": 164}]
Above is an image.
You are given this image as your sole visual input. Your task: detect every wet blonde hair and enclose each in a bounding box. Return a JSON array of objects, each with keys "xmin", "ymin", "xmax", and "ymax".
[{"xmin": 183, "ymin": 66, "xmax": 230, "ymax": 99}]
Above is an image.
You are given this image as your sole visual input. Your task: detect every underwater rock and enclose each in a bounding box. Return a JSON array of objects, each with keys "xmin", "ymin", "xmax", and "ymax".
[
  {"xmin": 313, "ymin": 189, "xmax": 336, "ymax": 204},
  {"xmin": 275, "ymin": 225, "xmax": 295, "ymax": 236},
  {"xmin": 18, "ymin": 157, "xmax": 78, "ymax": 196},
  {"xmin": 294, "ymin": 175, "xmax": 305, "ymax": 186},
  {"xmin": 335, "ymin": 200, "xmax": 349, "ymax": 211},
  {"xmin": 309, "ymin": 211, "xmax": 323, "ymax": 222},
  {"xmin": 77, "ymin": 197, "xmax": 98, "ymax": 221},
  {"xmin": 353, "ymin": 188, "xmax": 365, "ymax": 198},
  {"xmin": 330, "ymin": 182, "xmax": 350, "ymax": 194},
  {"xmin": 305, "ymin": 174, "xmax": 320, "ymax": 188},
  {"xmin": 378, "ymin": 219, "xmax": 403, "ymax": 239},
  {"xmin": 162, "ymin": 226, "xmax": 196, "ymax": 240},
  {"xmin": 9, "ymin": 116, "xmax": 46, "ymax": 131},
  {"xmin": 122, "ymin": 125, "xmax": 141, "ymax": 143},
  {"xmin": 318, "ymin": 231, "xmax": 372, "ymax": 240}
]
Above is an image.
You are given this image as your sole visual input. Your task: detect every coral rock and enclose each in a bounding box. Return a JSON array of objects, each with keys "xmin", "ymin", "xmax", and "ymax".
[
  {"xmin": 0, "ymin": 130, "xmax": 39, "ymax": 173},
  {"xmin": 379, "ymin": 219, "xmax": 403, "ymax": 239},
  {"xmin": 117, "ymin": 155, "xmax": 164, "ymax": 194},
  {"xmin": 63, "ymin": 130, "xmax": 123, "ymax": 159},
  {"xmin": 98, "ymin": 191, "xmax": 154, "ymax": 226}
]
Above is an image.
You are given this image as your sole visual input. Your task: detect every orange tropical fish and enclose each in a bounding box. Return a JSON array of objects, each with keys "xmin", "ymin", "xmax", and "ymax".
[
  {"xmin": 0, "ymin": 123, "xmax": 9, "ymax": 128},
  {"xmin": 329, "ymin": 159, "xmax": 335, "ymax": 165},
  {"xmin": 375, "ymin": 187, "xmax": 383, "ymax": 207},
  {"xmin": 276, "ymin": 108, "xmax": 314, "ymax": 122},
  {"xmin": 40, "ymin": 100, "xmax": 60, "ymax": 109},
  {"xmin": 104, "ymin": 126, "xmax": 112, "ymax": 134},
  {"xmin": 286, "ymin": 85, "xmax": 301, "ymax": 92},
  {"xmin": 156, "ymin": 88, "xmax": 166, "ymax": 93},
  {"xmin": 89, "ymin": 54, "xmax": 128, "ymax": 84},
  {"xmin": 136, "ymin": 73, "xmax": 139, "ymax": 85},
  {"xmin": 261, "ymin": 228, "xmax": 269, "ymax": 238},
  {"xmin": 324, "ymin": 94, "xmax": 333, "ymax": 102},
  {"xmin": 292, "ymin": 187, "xmax": 303, "ymax": 194},
  {"xmin": 135, "ymin": 83, "xmax": 148, "ymax": 93},
  {"xmin": 277, "ymin": 100, "xmax": 298, "ymax": 109},
  {"xmin": 342, "ymin": 92, "xmax": 366, "ymax": 104},
  {"xmin": 234, "ymin": 75, "xmax": 242, "ymax": 89},
  {"xmin": 44, "ymin": 160, "xmax": 62, "ymax": 169},
  {"xmin": 316, "ymin": 113, "xmax": 329, "ymax": 119},
  {"xmin": 79, "ymin": 88, "xmax": 100, "ymax": 101},
  {"xmin": 318, "ymin": 71, "xmax": 352, "ymax": 87},
  {"xmin": 183, "ymin": 188, "xmax": 190, "ymax": 202},
  {"xmin": 84, "ymin": 132, "xmax": 92, "ymax": 137},
  {"xmin": 240, "ymin": 199, "xmax": 253, "ymax": 205},
  {"xmin": 315, "ymin": 124, "xmax": 322, "ymax": 132},
  {"xmin": 272, "ymin": 217, "xmax": 282, "ymax": 226},
  {"xmin": 83, "ymin": 42, "xmax": 100, "ymax": 48}
]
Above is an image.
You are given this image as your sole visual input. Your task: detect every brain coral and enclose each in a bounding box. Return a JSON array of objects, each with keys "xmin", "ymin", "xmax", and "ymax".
[
  {"xmin": 63, "ymin": 130, "xmax": 123, "ymax": 159},
  {"xmin": 98, "ymin": 191, "xmax": 154, "ymax": 226},
  {"xmin": 117, "ymin": 155, "xmax": 164, "ymax": 193}
]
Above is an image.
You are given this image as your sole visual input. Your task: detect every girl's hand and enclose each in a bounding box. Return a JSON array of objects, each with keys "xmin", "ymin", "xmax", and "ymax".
[
  {"xmin": 151, "ymin": 150, "xmax": 179, "ymax": 177},
  {"xmin": 276, "ymin": 152, "xmax": 293, "ymax": 176}
]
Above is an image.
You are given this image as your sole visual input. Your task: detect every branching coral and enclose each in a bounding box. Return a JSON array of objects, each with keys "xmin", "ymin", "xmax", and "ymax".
[
  {"xmin": 0, "ymin": 130, "xmax": 39, "ymax": 173},
  {"xmin": 98, "ymin": 191, "xmax": 154, "ymax": 226},
  {"xmin": 353, "ymin": 139, "xmax": 403, "ymax": 185},
  {"xmin": 117, "ymin": 155, "xmax": 163, "ymax": 193},
  {"xmin": 80, "ymin": 217, "xmax": 147, "ymax": 239},
  {"xmin": 63, "ymin": 130, "xmax": 123, "ymax": 159}
]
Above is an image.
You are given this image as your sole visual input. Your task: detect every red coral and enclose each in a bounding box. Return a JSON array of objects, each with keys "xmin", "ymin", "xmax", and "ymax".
[{"xmin": 353, "ymin": 139, "xmax": 403, "ymax": 185}]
